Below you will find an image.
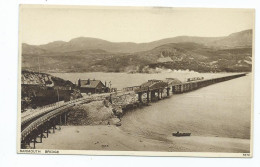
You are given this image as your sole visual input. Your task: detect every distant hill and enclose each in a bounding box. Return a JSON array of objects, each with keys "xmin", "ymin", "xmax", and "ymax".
[
  {"xmin": 22, "ymin": 29, "xmax": 252, "ymax": 54},
  {"xmin": 22, "ymin": 43, "xmax": 49, "ymax": 55},
  {"xmin": 207, "ymin": 29, "xmax": 252, "ymax": 48},
  {"xmin": 22, "ymin": 29, "xmax": 253, "ymax": 73},
  {"xmin": 136, "ymin": 42, "xmax": 252, "ymax": 73},
  {"xmin": 92, "ymin": 42, "xmax": 252, "ymax": 73}
]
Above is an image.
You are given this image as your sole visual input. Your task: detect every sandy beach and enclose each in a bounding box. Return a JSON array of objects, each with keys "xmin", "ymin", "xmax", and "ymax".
[{"xmin": 36, "ymin": 125, "xmax": 250, "ymax": 153}]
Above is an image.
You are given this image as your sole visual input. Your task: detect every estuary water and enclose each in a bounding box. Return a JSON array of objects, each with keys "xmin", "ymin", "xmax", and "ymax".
[
  {"xmin": 51, "ymin": 71, "xmax": 243, "ymax": 90},
  {"xmin": 120, "ymin": 73, "xmax": 252, "ymax": 140}
]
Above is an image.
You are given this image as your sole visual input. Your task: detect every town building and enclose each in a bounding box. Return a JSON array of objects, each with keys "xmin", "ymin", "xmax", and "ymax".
[{"xmin": 78, "ymin": 79, "xmax": 109, "ymax": 94}]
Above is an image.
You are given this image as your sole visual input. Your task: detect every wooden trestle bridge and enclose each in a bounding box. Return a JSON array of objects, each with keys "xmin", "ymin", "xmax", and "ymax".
[
  {"xmin": 134, "ymin": 73, "xmax": 247, "ymax": 103},
  {"xmin": 20, "ymin": 73, "xmax": 247, "ymax": 149},
  {"xmin": 20, "ymin": 94, "xmax": 110, "ymax": 149}
]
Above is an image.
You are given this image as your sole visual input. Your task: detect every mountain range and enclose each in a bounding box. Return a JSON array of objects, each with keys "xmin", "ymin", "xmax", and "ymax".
[{"xmin": 22, "ymin": 29, "xmax": 253, "ymax": 73}]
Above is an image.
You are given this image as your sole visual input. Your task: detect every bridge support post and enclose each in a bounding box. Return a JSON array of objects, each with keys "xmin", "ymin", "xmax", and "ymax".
[
  {"xmin": 46, "ymin": 123, "xmax": 49, "ymax": 138},
  {"xmin": 64, "ymin": 113, "xmax": 67, "ymax": 125},
  {"xmin": 146, "ymin": 91, "xmax": 150, "ymax": 103},
  {"xmin": 33, "ymin": 137, "xmax": 36, "ymax": 149},
  {"xmin": 21, "ymin": 141, "xmax": 26, "ymax": 149},
  {"xmin": 59, "ymin": 115, "xmax": 62, "ymax": 126},
  {"xmin": 160, "ymin": 89, "xmax": 163, "ymax": 99},
  {"xmin": 138, "ymin": 92, "xmax": 143, "ymax": 103},
  {"xmin": 157, "ymin": 89, "xmax": 160, "ymax": 100},
  {"xmin": 151, "ymin": 91, "xmax": 155, "ymax": 102},
  {"xmin": 172, "ymin": 86, "xmax": 175, "ymax": 93},
  {"xmin": 24, "ymin": 138, "xmax": 30, "ymax": 148},
  {"xmin": 40, "ymin": 129, "xmax": 43, "ymax": 143},
  {"xmin": 167, "ymin": 87, "xmax": 170, "ymax": 97},
  {"xmin": 52, "ymin": 119, "xmax": 56, "ymax": 133}
]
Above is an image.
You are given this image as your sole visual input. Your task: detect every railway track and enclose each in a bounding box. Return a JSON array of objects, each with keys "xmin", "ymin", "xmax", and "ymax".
[{"xmin": 21, "ymin": 97, "xmax": 92, "ymax": 141}]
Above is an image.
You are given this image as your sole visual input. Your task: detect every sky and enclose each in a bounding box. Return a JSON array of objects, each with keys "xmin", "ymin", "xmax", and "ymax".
[{"xmin": 20, "ymin": 5, "xmax": 254, "ymax": 45}]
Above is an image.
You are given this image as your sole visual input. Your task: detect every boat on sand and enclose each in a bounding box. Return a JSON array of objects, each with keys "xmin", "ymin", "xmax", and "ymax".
[{"xmin": 172, "ymin": 131, "xmax": 191, "ymax": 137}]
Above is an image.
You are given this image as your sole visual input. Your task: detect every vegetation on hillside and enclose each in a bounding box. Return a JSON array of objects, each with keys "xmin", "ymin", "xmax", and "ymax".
[
  {"xmin": 21, "ymin": 29, "xmax": 253, "ymax": 73},
  {"xmin": 21, "ymin": 70, "xmax": 78, "ymax": 111}
]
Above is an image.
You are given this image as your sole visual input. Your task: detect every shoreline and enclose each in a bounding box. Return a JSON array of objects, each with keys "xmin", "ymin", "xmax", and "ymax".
[{"xmin": 36, "ymin": 125, "xmax": 250, "ymax": 153}]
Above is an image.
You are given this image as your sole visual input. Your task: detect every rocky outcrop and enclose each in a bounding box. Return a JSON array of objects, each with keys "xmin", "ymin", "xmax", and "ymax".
[
  {"xmin": 66, "ymin": 93, "xmax": 140, "ymax": 126},
  {"xmin": 22, "ymin": 70, "xmax": 53, "ymax": 86},
  {"xmin": 67, "ymin": 100, "xmax": 121, "ymax": 126},
  {"xmin": 21, "ymin": 70, "xmax": 76, "ymax": 111}
]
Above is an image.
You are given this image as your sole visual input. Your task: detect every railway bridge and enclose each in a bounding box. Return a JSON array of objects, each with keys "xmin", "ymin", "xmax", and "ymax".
[
  {"xmin": 134, "ymin": 78, "xmax": 183, "ymax": 103},
  {"xmin": 20, "ymin": 73, "xmax": 247, "ymax": 149},
  {"xmin": 20, "ymin": 94, "xmax": 111, "ymax": 149},
  {"xmin": 134, "ymin": 73, "xmax": 247, "ymax": 104}
]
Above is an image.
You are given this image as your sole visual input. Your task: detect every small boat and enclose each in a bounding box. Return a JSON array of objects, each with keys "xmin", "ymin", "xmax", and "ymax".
[{"xmin": 172, "ymin": 131, "xmax": 191, "ymax": 137}]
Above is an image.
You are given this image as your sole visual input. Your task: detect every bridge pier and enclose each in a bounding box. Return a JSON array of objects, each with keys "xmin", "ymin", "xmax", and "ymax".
[
  {"xmin": 39, "ymin": 128, "xmax": 43, "ymax": 143},
  {"xmin": 172, "ymin": 86, "xmax": 175, "ymax": 93},
  {"xmin": 36, "ymin": 126, "xmax": 43, "ymax": 143},
  {"xmin": 46, "ymin": 122, "xmax": 49, "ymax": 138},
  {"xmin": 21, "ymin": 136, "xmax": 31, "ymax": 149},
  {"xmin": 22, "ymin": 138, "xmax": 29, "ymax": 149},
  {"xmin": 151, "ymin": 91, "xmax": 155, "ymax": 102},
  {"xmin": 157, "ymin": 89, "xmax": 160, "ymax": 100},
  {"xmin": 33, "ymin": 137, "xmax": 36, "ymax": 149},
  {"xmin": 52, "ymin": 119, "xmax": 56, "ymax": 133},
  {"xmin": 167, "ymin": 87, "xmax": 170, "ymax": 97},
  {"xmin": 21, "ymin": 140, "xmax": 29, "ymax": 149},
  {"xmin": 138, "ymin": 92, "xmax": 143, "ymax": 103},
  {"xmin": 146, "ymin": 91, "xmax": 150, "ymax": 103},
  {"xmin": 64, "ymin": 113, "xmax": 67, "ymax": 125},
  {"xmin": 173, "ymin": 85, "xmax": 179, "ymax": 93},
  {"xmin": 59, "ymin": 115, "xmax": 62, "ymax": 126}
]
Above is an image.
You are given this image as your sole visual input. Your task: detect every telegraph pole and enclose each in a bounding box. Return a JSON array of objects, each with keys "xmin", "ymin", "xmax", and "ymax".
[
  {"xmin": 109, "ymin": 81, "xmax": 112, "ymax": 92},
  {"xmin": 38, "ymin": 56, "xmax": 40, "ymax": 73},
  {"xmin": 57, "ymin": 89, "xmax": 59, "ymax": 102}
]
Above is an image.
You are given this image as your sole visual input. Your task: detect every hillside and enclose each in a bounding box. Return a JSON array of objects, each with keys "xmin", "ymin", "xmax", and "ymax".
[
  {"xmin": 92, "ymin": 43, "xmax": 252, "ymax": 73},
  {"xmin": 22, "ymin": 29, "xmax": 252, "ymax": 54},
  {"xmin": 21, "ymin": 70, "xmax": 77, "ymax": 111},
  {"xmin": 207, "ymin": 29, "xmax": 252, "ymax": 48},
  {"xmin": 21, "ymin": 29, "xmax": 253, "ymax": 73},
  {"xmin": 142, "ymin": 43, "xmax": 252, "ymax": 72}
]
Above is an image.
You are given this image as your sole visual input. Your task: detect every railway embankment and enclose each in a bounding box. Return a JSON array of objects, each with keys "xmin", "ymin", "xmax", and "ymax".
[{"xmin": 66, "ymin": 92, "xmax": 139, "ymax": 126}]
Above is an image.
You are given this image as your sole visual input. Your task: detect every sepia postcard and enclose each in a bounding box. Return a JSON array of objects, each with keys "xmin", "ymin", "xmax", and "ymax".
[{"xmin": 17, "ymin": 5, "xmax": 255, "ymax": 157}]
